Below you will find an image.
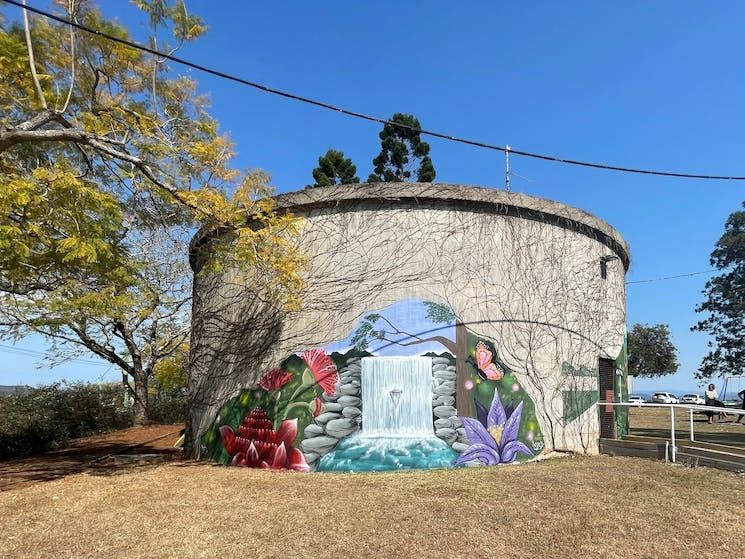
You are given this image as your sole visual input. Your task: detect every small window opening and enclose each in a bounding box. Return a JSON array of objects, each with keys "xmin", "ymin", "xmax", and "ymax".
[{"xmin": 599, "ymin": 255, "xmax": 618, "ymax": 280}]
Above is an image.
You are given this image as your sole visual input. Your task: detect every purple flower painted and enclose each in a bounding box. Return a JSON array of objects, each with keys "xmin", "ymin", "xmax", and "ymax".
[{"xmin": 456, "ymin": 387, "xmax": 534, "ymax": 466}]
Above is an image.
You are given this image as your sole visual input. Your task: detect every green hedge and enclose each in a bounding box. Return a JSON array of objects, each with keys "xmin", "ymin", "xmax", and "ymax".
[
  {"xmin": 148, "ymin": 392, "xmax": 187, "ymax": 424},
  {"xmin": 0, "ymin": 382, "xmax": 185, "ymax": 459}
]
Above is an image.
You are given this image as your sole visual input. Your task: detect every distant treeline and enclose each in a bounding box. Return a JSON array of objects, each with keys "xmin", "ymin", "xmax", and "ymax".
[{"xmin": 0, "ymin": 385, "xmax": 30, "ymax": 397}]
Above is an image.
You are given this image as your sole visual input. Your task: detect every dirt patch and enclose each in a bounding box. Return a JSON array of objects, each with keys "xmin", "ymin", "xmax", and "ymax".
[
  {"xmin": 0, "ymin": 454, "xmax": 743, "ymax": 558},
  {"xmin": 0, "ymin": 424, "xmax": 183, "ymax": 491}
]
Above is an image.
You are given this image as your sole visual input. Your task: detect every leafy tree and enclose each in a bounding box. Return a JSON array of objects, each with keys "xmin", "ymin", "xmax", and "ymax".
[
  {"xmin": 367, "ymin": 113, "xmax": 436, "ymax": 183},
  {"xmin": 692, "ymin": 203, "xmax": 745, "ymax": 380},
  {"xmin": 627, "ymin": 323, "xmax": 679, "ymax": 377},
  {"xmin": 0, "ymin": 1, "xmax": 303, "ymax": 424},
  {"xmin": 153, "ymin": 344, "xmax": 188, "ymax": 392},
  {"xmin": 309, "ymin": 149, "xmax": 359, "ymax": 187}
]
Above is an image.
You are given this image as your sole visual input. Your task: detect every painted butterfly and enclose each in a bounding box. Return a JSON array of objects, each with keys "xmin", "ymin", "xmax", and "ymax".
[{"xmin": 475, "ymin": 341, "xmax": 504, "ymax": 381}]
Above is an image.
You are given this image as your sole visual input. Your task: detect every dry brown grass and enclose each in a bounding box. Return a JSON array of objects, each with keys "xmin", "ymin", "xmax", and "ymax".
[
  {"xmin": 1, "ymin": 454, "xmax": 743, "ymax": 559},
  {"xmin": 629, "ymin": 407, "xmax": 745, "ymax": 447}
]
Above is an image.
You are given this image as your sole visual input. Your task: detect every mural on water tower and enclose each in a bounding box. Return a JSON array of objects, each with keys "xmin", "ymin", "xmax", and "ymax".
[{"xmin": 202, "ymin": 299, "xmax": 544, "ymax": 472}]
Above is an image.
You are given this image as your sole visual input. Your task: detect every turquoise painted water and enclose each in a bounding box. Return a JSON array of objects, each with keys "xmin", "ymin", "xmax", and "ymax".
[{"xmin": 317, "ymin": 433, "xmax": 458, "ymax": 472}]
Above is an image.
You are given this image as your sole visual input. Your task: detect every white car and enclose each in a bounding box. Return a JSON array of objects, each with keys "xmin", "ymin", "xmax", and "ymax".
[
  {"xmin": 651, "ymin": 392, "xmax": 679, "ymax": 404},
  {"xmin": 627, "ymin": 395, "xmax": 645, "ymax": 406},
  {"xmin": 680, "ymin": 394, "xmax": 705, "ymax": 405}
]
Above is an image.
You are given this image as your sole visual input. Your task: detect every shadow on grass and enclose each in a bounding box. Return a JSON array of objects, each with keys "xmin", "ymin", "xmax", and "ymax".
[
  {"xmin": 0, "ymin": 429, "xmax": 185, "ymax": 491},
  {"xmin": 84, "ymin": 456, "xmax": 209, "ymax": 478}
]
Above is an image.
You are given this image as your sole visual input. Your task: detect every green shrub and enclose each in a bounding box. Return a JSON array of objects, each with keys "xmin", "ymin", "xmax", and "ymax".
[
  {"xmin": 0, "ymin": 382, "xmax": 185, "ymax": 459},
  {"xmin": 148, "ymin": 393, "xmax": 187, "ymax": 424}
]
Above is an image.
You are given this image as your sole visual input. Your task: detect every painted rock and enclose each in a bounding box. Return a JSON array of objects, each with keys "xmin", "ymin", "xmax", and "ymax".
[
  {"xmin": 435, "ymin": 396, "xmax": 455, "ymax": 407},
  {"xmin": 435, "ymin": 427, "xmax": 457, "ymax": 444},
  {"xmin": 325, "ymin": 418, "xmax": 358, "ymax": 439},
  {"xmin": 304, "ymin": 424, "xmax": 324, "ymax": 437},
  {"xmin": 337, "ymin": 395, "xmax": 362, "ymax": 407},
  {"xmin": 434, "ymin": 384, "xmax": 455, "ymax": 396},
  {"xmin": 433, "ymin": 405, "xmax": 457, "ymax": 418},
  {"xmin": 314, "ymin": 412, "xmax": 342, "ymax": 425},
  {"xmin": 301, "ymin": 435, "xmax": 339, "ymax": 455},
  {"xmin": 340, "ymin": 384, "xmax": 360, "ymax": 396},
  {"xmin": 451, "ymin": 442, "xmax": 470, "ymax": 453},
  {"xmin": 323, "ymin": 402, "xmax": 343, "ymax": 412},
  {"xmin": 303, "ymin": 451, "xmax": 320, "ymax": 464},
  {"xmin": 342, "ymin": 406, "xmax": 362, "ymax": 418}
]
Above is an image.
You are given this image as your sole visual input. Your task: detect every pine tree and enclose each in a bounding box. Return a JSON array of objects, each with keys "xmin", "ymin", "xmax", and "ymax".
[
  {"xmin": 367, "ymin": 113, "xmax": 436, "ymax": 183},
  {"xmin": 692, "ymin": 203, "xmax": 745, "ymax": 380},
  {"xmin": 309, "ymin": 149, "xmax": 359, "ymax": 187}
]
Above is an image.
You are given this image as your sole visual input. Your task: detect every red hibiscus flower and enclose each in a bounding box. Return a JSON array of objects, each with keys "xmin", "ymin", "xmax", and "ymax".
[
  {"xmin": 219, "ymin": 408, "xmax": 309, "ymax": 472},
  {"xmin": 300, "ymin": 348, "xmax": 338, "ymax": 395},
  {"xmin": 258, "ymin": 368, "xmax": 293, "ymax": 391}
]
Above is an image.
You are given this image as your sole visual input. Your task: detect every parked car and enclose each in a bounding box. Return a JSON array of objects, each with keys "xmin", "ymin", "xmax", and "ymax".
[
  {"xmin": 627, "ymin": 395, "xmax": 645, "ymax": 406},
  {"xmin": 651, "ymin": 392, "xmax": 679, "ymax": 404},
  {"xmin": 680, "ymin": 393, "xmax": 705, "ymax": 405}
]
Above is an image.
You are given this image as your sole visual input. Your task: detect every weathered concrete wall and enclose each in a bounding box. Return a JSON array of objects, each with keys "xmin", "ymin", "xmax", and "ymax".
[{"xmin": 188, "ymin": 183, "xmax": 628, "ymax": 460}]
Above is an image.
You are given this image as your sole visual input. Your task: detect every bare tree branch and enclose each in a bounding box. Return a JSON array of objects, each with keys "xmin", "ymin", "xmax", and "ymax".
[
  {"xmin": 21, "ymin": 0, "xmax": 47, "ymax": 110},
  {"xmin": 59, "ymin": 0, "xmax": 77, "ymax": 114}
]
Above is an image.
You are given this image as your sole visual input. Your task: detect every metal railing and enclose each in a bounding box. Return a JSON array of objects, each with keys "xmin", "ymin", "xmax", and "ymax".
[{"xmin": 595, "ymin": 401, "xmax": 745, "ymax": 463}]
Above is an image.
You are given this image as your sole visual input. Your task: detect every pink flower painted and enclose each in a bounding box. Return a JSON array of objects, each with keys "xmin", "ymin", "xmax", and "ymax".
[
  {"xmin": 300, "ymin": 349, "xmax": 338, "ymax": 395},
  {"xmin": 258, "ymin": 368, "xmax": 293, "ymax": 391},
  {"xmin": 220, "ymin": 408, "xmax": 309, "ymax": 472}
]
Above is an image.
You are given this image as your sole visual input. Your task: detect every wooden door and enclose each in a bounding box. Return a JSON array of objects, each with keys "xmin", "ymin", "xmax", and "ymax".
[{"xmin": 598, "ymin": 357, "xmax": 617, "ymax": 439}]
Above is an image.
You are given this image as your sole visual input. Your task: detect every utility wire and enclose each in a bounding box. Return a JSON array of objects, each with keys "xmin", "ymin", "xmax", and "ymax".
[
  {"xmin": 0, "ymin": 343, "xmax": 105, "ymax": 365},
  {"xmin": 6, "ymin": 0, "xmax": 745, "ymax": 182},
  {"xmin": 626, "ymin": 269, "xmax": 718, "ymax": 285}
]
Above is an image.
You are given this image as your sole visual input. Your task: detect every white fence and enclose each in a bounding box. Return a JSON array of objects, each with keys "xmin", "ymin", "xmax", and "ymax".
[{"xmin": 595, "ymin": 401, "xmax": 745, "ymax": 463}]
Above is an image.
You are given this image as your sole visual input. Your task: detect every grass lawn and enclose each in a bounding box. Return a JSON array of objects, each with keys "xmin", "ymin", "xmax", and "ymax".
[
  {"xmin": 629, "ymin": 407, "xmax": 745, "ymax": 448},
  {"xmin": 1, "ymin": 453, "xmax": 743, "ymax": 558}
]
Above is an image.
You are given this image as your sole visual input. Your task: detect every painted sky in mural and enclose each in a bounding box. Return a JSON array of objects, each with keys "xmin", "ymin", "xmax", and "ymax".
[{"xmin": 327, "ymin": 299, "xmax": 456, "ymax": 356}]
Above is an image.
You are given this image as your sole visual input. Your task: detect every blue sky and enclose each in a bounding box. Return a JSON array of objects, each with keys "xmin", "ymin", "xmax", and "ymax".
[{"xmin": 2, "ymin": 1, "xmax": 744, "ymax": 394}]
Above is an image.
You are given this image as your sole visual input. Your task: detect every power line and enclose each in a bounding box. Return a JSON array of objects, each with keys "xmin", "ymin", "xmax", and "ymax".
[
  {"xmin": 6, "ymin": 0, "xmax": 745, "ymax": 182},
  {"xmin": 0, "ymin": 343, "xmax": 105, "ymax": 365},
  {"xmin": 626, "ymin": 269, "xmax": 718, "ymax": 285}
]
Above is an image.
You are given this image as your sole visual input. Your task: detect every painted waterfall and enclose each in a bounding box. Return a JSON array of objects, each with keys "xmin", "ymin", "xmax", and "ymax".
[
  {"xmin": 361, "ymin": 356, "xmax": 434, "ymax": 438},
  {"xmin": 318, "ymin": 356, "xmax": 458, "ymax": 472}
]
